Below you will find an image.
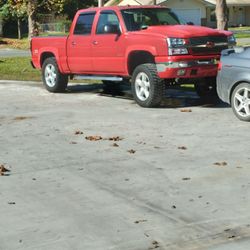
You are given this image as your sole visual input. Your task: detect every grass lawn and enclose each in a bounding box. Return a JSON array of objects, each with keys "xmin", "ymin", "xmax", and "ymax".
[{"xmin": 0, "ymin": 57, "xmax": 41, "ymax": 81}]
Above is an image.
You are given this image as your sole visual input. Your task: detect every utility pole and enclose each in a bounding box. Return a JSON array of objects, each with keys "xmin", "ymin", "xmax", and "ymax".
[
  {"xmin": 153, "ymin": 0, "xmax": 157, "ymax": 4},
  {"xmin": 98, "ymin": 0, "xmax": 104, "ymax": 7}
]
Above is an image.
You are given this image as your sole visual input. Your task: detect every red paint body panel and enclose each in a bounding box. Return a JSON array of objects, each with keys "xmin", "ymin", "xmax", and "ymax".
[{"xmin": 31, "ymin": 5, "xmax": 233, "ymax": 79}]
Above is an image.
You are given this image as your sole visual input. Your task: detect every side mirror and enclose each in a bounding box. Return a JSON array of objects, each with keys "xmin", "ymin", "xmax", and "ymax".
[
  {"xmin": 187, "ymin": 21, "xmax": 194, "ymax": 25},
  {"xmin": 103, "ymin": 24, "xmax": 121, "ymax": 35}
]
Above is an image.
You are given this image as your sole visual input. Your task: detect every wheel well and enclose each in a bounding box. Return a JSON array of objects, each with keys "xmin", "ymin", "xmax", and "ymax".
[
  {"xmin": 128, "ymin": 51, "xmax": 155, "ymax": 76},
  {"xmin": 229, "ymin": 81, "xmax": 250, "ymax": 104},
  {"xmin": 40, "ymin": 52, "xmax": 55, "ymax": 67}
]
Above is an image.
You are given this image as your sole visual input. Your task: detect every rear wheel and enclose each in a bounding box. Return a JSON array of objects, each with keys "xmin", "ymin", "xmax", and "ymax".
[
  {"xmin": 42, "ymin": 57, "xmax": 68, "ymax": 92},
  {"xmin": 131, "ymin": 63, "xmax": 165, "ymax": 108},
  {"xmin": 194, "ymin": 77, "xmax": 217, "ymax": 98},
  {"xmin": 231, "ymin": 82, "xmax": 250, "ymax": 122}
]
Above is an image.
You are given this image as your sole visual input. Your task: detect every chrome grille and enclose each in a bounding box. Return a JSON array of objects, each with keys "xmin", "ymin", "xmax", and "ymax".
[{"xmin": 189, "ymin": 36, "xmax": 228, "ymax": 55}]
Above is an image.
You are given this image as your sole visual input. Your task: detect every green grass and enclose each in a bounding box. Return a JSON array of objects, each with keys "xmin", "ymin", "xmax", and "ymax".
[
  {"xmin": 0, "ymin": 57, "xmax": 41, "ymax": 81},
  {"xmin": 235, "ymin": 33, "xmax": 250, "ymax": 39}
]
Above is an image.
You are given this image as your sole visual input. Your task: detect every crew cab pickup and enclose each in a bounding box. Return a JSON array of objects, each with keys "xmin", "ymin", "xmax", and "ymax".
[{"xmin": 31, "ymin": 5, "xmax": 236, "ymax": 107}]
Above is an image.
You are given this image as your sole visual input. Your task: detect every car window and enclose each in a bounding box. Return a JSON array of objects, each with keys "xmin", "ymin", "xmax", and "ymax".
[
  {"xmin": 121, "ymin": 8, "xmax": 180, "ymax": 31},
  {"xmin": 96, "ymin": 11, "xmax": 120, "ymax": 34},
  {"xmin": 74, "ymin": 13, "xmax": 95, "ymax": 35}
]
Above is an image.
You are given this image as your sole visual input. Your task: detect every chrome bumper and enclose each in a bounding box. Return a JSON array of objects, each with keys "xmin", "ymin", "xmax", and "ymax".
[{"xmin": 156, "ymin": 59, "xmax": 218, "ymax": 72}]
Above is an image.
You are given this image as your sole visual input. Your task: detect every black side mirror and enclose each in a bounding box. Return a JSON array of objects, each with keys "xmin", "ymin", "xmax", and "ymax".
[
  {"xmin": 187, "ymin": 22, "xmax": 194, "ymax": 25},
  {"xmin": 103, "ymin": 24, "xmax": 121, "ymax": 35}
]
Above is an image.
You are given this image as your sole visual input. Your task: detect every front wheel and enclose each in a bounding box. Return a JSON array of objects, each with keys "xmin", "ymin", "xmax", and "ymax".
[
  {"xmin": 131, "ymin": 64, "xmax": 165, "ymax": 108},
  {"xmin": 194, "ymin": 77, "xmax": 217, "ymax": 98},
  {"xmin": 42, "ymin": 57, "xmax": 68, "ymax": 92},
  {"xmin": 231, "ymin": 82, "xmax": 250, "ymax": 122}
]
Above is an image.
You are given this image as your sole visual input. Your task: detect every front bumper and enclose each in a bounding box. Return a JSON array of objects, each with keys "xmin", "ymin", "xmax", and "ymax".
[{"xmin": 155, "ymin": 56, "xmax": 220, "ymax": 79}]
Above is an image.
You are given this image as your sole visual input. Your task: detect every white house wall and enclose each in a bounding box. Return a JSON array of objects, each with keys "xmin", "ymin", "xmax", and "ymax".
[
  {"xmin": 160, "ymin": 0, "xmax": 206, "ymax": 19},
  {"xmin": 118, "ymin": 0, "xmax": 141, "ymax": 5}
]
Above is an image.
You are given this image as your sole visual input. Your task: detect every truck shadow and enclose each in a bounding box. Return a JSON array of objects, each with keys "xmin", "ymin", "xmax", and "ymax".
[{"xmin": 66, "ymin": 83, "xmax": 229, "ymax": 109}]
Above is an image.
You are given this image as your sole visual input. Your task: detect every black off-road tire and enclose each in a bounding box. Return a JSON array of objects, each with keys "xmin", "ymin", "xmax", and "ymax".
[
  {"xmin": 42, "ymin": 57, "xmax": 68, "ymax": 93},
  {"xmin": 231, "ymin": 82, "xmax": 250, "ymax": 122},
  {"xmin": 131, "ymin": 63, "xmax": 165, "ymax": 108},
  {"xmin": 194, "ymin": 77, "xmax": 218, "ymax": 98}
]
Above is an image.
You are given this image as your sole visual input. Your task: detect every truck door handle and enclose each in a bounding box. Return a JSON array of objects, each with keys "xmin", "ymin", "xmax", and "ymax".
[
  {"xmin": 92, "ymin": 41, "xmax": 98, "ymax": 45},
  {"xmin": 72, "ymin": 41, "xmax": 76, "ymax": 46}
]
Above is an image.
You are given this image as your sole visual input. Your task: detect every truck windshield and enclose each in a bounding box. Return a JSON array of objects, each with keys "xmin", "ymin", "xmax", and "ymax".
[{"xmin": 121, "ymin": 8, "xmax": 181, "ymax": 31}]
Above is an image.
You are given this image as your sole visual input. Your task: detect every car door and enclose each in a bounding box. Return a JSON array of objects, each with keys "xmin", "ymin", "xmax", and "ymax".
[
  {"xmin": 67, "ymin": 12, "xmax": 95, "ymax": 73},
  {"xmin": 92, "ymin": 10, "xmax": 126, "ymax": 73}
]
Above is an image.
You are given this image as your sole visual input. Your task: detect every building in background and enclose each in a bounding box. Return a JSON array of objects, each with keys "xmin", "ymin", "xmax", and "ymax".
[{"xmin": 105, "ymin": 0, "xmax": 250, "ymax": 27}]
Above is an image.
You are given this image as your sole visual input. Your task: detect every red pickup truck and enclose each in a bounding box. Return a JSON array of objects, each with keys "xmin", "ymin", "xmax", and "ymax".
[{"xmin": 31, "ymin": 5, "xmax": 236, "ymax": 107}]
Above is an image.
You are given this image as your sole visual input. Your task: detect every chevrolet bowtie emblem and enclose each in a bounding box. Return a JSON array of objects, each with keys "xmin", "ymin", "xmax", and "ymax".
[{"xmin": 206, "ymin": 41, "xmax": 215, "ymax": 48}]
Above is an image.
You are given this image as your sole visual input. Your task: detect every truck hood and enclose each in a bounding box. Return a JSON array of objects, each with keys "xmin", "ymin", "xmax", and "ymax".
[{"xmin": 137, "ymin": 25, "xmax": 232, "ymax": 38}]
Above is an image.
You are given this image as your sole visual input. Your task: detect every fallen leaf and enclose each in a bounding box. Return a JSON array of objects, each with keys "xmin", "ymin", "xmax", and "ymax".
[
  {"xmin": 112, "ymin": 143, "xmax": 119, "ymax": 147},
  {"xmin": 214, "ymin": 162, "xmax": 227, "ymax": 166},
  {"xmin": 108, "ymin": 136, "xmax": 123, "ymax": 141},
  {"xmin": 85, "ymin": 136, "xmax": 103, "ymax": 141},
  {"xmin": 172, "ymin": 205, "xmax": 176, "ymax": 209},
  {"xmin": 178, "ymin": 146, "xmax": 187, "ymax": 150},
  {"xmin": 70, "ymin": 141, "xmax": 77, "ymax": 144},
  {"xmin": 0, "ymin": 164, "xmax": 10, "ymax": 176},
  {"xmin": 13, "ymin": 116, "xmax": 33, "ymax": 121},
  {"xmin": 8, "ymin": 202, "xmax": 16, "ymax": 205},
  {"xmin": 128, "ymin": 149, "xmax": 136, "ymax": 154},
  {"xmin": 182, "ymin": 177, "xmax": 191, "ymax": 181},
  {"xmin": 134, "ymin": 219, "xmax": 147, "ymax": 224},
  {"xmin": 180, "ymin": 109, "xmax": 192, "ymax": 113},
  {"xmin": 74, "ymin": 130, "xmax": 83, "ymax": 135}
]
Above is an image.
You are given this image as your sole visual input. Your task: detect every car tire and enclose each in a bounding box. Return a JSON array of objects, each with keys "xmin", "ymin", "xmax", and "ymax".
[
  {"xmin": 42, "ymin": 57, "xmax": 68, "ymax": 92},
  {"xmin": 231, "ymin": 82, "xmax": 250, "ymax": 122},
  {"xmin": 131, "ymin": 63, "xmax": 165, "ymax": 108},
  {"xmin": 194, "ymin": 77, "xmax": 218, "ymax": 98}
]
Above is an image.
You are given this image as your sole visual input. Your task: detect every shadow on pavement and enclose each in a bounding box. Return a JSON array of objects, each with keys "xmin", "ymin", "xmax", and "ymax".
[{"xmin": 66, "ymin": 83, "xmax": 229, "ymax": 109}]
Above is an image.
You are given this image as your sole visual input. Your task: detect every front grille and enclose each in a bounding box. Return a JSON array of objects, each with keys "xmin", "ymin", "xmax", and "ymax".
[{"xmin": 189, "ymin": 36, "xmax": 228, "ymax": 55}]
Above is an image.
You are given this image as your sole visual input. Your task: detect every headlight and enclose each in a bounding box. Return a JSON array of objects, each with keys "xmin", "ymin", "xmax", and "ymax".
[
  {"xmin": 167, "ymin": 37, "xmax": 189, "ymax": 55},
  {"xmin": 228, "ymin": 35, "xmax": 236, "ymax": 47}
]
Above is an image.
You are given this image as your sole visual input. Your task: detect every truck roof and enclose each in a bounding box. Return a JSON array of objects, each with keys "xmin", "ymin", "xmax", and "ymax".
[{"xmin": 80, "ymin": 5, "xmax": 169, "ymax": 12}]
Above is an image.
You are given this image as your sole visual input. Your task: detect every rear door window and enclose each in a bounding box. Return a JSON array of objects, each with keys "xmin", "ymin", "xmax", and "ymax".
[{"xmin": 74, "ymin": 13, "xmax": 95, "ymax": 35}]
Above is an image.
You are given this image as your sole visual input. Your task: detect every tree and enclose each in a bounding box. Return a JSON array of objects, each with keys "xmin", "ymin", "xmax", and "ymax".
[{"xmin": 216, "ymin": 0, "xmax": 228, "ymax": 30}]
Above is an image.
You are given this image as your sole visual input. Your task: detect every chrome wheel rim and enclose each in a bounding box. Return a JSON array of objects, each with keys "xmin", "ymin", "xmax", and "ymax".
[
  {"xmin": 135, "ymin": 72, "xmax": 150, "ymax": 101},
  {"xmin": 234, "ymin": 87, "xmax": 250, "ymax": 118},
  {"xmin": 45, "ymin": 64, "xmax": 57, "ymax": 87}
]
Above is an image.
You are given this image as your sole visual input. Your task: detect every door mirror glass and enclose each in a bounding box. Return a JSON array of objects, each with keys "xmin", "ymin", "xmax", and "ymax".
[{"xmin": 103, "ymin": 24, "xmax": 120, "ymax": 34}]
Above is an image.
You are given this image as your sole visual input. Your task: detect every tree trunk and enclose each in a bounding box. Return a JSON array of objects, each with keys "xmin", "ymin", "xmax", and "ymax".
[
  {"xmin": 27, "ymin": 0, "xmax": 39, "ymax": 39},
  {"xmin": 17, "ymin": 18, "xmax": 22, "ymax": 39},
  {"xmin": 216, "ymin": 0, "xmax": 228, "ymax": 30},
  {"xmin": 98, "ymin": 0, "xmax": 104, "ymax": 7},
  {"xmin": 0, "ymin": 17, "xmax": 3, "ymax": 37}
]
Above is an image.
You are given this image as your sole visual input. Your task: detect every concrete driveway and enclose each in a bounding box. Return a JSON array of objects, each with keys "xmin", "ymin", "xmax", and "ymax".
[
  {"xmin": 0, "ymin": 48, "xmax": 30, "ymax": 58},
  {"xmin": 0, "ymin": 80, "xmax": 250, "ymax": 250}
]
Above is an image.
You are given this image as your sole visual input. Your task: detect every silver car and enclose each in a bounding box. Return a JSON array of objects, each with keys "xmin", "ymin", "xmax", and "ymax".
[{"xmin": 217, "ymin": 47, "xmax": 250, "ymax": 122}]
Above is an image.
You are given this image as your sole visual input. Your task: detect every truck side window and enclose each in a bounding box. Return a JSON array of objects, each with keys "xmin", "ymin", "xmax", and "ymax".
[
  {"xmin": 96, "ymin": 11, "xmax": 120, "ymax": 34},
  {"xmin": 74, "ymin": 13, "xmax": 95, "ymax": 35}
]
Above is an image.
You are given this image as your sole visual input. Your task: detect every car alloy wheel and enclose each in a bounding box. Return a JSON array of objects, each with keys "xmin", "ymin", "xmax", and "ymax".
[
  {"xmin": 135, "ymin": 72, "xmax": 150, "ymax": 101},
  {"xmin": 45, "ymin": 64, "xmax": 57, "ymax": 88},
  {"xmin": 232, "ymin": 83, "xmax": 250, "ymax": 121}
]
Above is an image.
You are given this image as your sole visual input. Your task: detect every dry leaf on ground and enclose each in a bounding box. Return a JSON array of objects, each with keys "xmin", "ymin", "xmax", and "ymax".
[
  {"xmin": 128, "ymin": 149, "xmax": 136, "ymax": 154},
  {"xmin": 85, "ymin": 136, "xmax": 103, "ymax": 141},
  {"xmin": 178, "ymin": 146, "xmax": 187, "ymax": 150},
  {"xmin": 180, "ymin": 109, "xmax": 192, "ymax": 113},
  {"xmin": 74, "ymin": 130, "xmax": 83, "ymax": 135},
  {"xmin": 214, "ymin": 162, "xmax": 227, "ymax": 166},
  {"xmin": 0, "ymin": 164, "xmax": 10, "ymax": 176}
]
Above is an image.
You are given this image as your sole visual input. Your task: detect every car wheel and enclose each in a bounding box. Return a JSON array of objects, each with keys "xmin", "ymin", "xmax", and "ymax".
[
  {"xmin": 131, "ymin": 63, "xmax": 165, "ymax": 108},
  {"xmin": 42, "ymin": 57, "xmax": 68, "ymax": 92},
  {"xmin": 231, "ymin": 82, "xmax": 250, "ymax": 122},
  {"xmin": 194, "ymin": 77, "xmax": 218, "ymax": 98}
]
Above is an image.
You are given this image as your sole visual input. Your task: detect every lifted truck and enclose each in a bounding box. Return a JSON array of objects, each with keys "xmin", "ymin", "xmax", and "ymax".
[{"xmin": 31, "ymin": 5, "xmax": 236, "ymax": 107}]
